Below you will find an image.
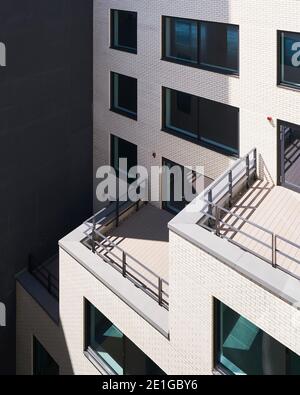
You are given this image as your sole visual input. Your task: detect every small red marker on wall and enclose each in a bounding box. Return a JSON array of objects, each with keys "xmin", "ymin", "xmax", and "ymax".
[{"xmin": 267, "ymin": 116, "xmax": 273, "ymax": 122}]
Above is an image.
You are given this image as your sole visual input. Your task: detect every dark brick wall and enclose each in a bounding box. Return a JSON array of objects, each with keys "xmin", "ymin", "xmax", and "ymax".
[{"xmin": 0, "ymin": 0, "xmax": 93, "ymax": 374}]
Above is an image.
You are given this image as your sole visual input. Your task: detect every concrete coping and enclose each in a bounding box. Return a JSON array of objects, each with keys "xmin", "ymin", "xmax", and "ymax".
[
  {"xmin": 168, "ymin": 192, "xmax": 300, "ymax": 309},
  {"xmin": 59, "ymin": 224, "xmax": 169, "ymax": 338}
]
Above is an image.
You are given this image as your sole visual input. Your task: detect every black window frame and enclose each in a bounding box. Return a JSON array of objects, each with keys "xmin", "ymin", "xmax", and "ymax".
[
  {"xmin": 110, "ymin": 72, "xmax": 138, "ymax": 120},
  {"xmin": 277, "ymin": 30, "xmax": 300, "ymax": 91},
  {"xmin": 84, "ymin": 299, "xmax": 166, "ymax": 375},
  {"xmin": 214, "ymin": 299, "xmax": 300, "ymax": 376},
  {"xmin": 33, "ymin": 336, "xmax": 59, "ymax": 376},
  {"xmin": 162, "ymin": 87, "xmax": 240, "ymax": 158},
  {"xmin": 162, "ymin": 16, "xmax": 239, "ymax": 76},
  {"xmin": 110, "ymin": 9, "xmax": 138, "ymax": 54}
]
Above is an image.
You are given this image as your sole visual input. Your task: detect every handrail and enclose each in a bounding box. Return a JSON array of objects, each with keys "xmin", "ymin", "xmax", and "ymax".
[
  {"xmin": 83, "ymin": 186, "xmax": 169, "ymax": 309},
  {"xmin": 28, "ymin": 254, "xmax": 59, "ymax": 300},
  {"xmin": 198, "ymin": 148, "xmax": 300, "ymax": 281}
]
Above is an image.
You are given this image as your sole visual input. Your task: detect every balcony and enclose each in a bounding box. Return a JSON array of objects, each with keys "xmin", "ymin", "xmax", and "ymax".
[
  {"xmin": 83, "ymin": 201, "xmax": 173, "ymax": 310},
  {"xmin": 169, "ymin": 148, "xmax": 300, "ymax": 304},
  {"xmin": 197, "ymin": 149, "xmax": 300, "ymax": 280}
]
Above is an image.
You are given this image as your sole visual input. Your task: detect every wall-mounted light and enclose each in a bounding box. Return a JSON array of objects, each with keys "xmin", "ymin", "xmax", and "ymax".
[{"xmin": 152, "ymin": 152, "xmax": 156, "ymax": 159}]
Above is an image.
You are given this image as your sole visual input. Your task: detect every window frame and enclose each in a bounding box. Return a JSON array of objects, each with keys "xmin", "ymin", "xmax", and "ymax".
[
  {"xmin": 277, "ymin": 30, "xmax": 300, "ymax": 91},
  {"xmin": 214, "ymin": 299, "xmax": 300, "ymax": 375},
  {"xmin": 162, "ymin": 16, "xmax": 239, "ymax": 76},
  {"xmin": 162, "ymin": 86, "xmax": 240, "ymax": 158},
  {"xmin": 110, "ymin": 9, "xmax": 138, "ymax": 54},
  {"xmin": 110, "ymin": 71, "xmax": 138, "ymax": 120},
  {"xmin": 84, "ymin": 299, "xmax": 166, "ymax": 375}
]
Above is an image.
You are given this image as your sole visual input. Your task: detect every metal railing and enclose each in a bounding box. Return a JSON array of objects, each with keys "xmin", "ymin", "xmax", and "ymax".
[
  {"xmin": 28, "ymin": 254, "xmax": 59, "ymax": 300},
  {"xmin": 198, "ymin": 148, "xmax": 300, "ymax": 280},
  {"xmin": 83, "ymin": 192, "xmax": 169, "ymax": 309}
]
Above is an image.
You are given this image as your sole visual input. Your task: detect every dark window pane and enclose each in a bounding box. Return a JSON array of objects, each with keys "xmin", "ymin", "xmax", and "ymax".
[
  {"xmin": 125, "ymin": 338, "xmax": 165, "ymax": 375},
  {"xmin": 279, "ymin": 31, "xmax": 300, "ymax": 88},
  {"xmin": 112, "ymin": 10, "xmax": 137, "ymax": 52},
  {"xmin": 165, "ymin": 88, "xmax": 198, "ymax": 138},
  {"xmin": 33, "ymin": 337, "xmax": 59, "ymax": 375},
  {"xmin": 216, "ymin": 301, "xmax": 300, "ymax": 375},
  {"xmin": 164, "ymin": 17, "xmax": 198, "ymax": 64},
  {"xmin": 198, "ymin": 97, "xmax": 239, "ymax": 155},
  {"xmin": 111, "ymin": 73, "xmax": 137, "ymax": 118},
  {"xmin": 85, "ymin": 301, "xmax": 165, "ymax": 375},
  {"xmin": 200, "ymin": 22, "xmax": 239, "ymax": 73},
  {"xmin": 111, "ymin": 135, "xmax": 137, "ymax": 184}
]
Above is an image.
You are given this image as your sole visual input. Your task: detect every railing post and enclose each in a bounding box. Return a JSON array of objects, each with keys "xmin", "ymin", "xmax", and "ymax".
[
  {"xmin": 272, "ymin": 233, "xmax": 277, "ymax": 268},
  {"xmin": 158, "ymin": 278, "xmax": 163, "ymax": 306},
  {"xmin": 253, "ymin": 148, "xmax": 257, "ymax": 178},
  {"xmin": 246, "ymin": 155, "xmax": 250, "ymax": 189},
  {"xmin": 92, "ymin": 216, "xmax": 96, "ymax": 253},
  {"xmin": 116, "ymin": 198, "xmax": 119, "ymax": 228},
  {"xmin": 208, "ymin": 190, "xmax": 213, "ymax": 228},
  {"xmin": 122, "ymin": 252, "xmax": 127, "ymax": 277},
  {"xmin": 215, "ymin": 206, "xmax": 221, "ymax": 236},
  {"xmin": 228, "ymin": 170, "xmax": 233, "ymax": 207}
]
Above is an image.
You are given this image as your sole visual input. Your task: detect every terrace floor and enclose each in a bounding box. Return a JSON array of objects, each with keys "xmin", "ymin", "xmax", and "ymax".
[
  {"xmin": 219, "ymin": 176, "xmax": 300, "ymax": 279},
  {"xmin": 95, "ymin": 204, "xmax": 173, "ymax": 302}
]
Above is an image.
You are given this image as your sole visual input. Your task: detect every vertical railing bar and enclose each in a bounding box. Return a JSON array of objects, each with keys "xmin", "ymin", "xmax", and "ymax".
[
  {"xmin": 158, "ymin": 278, "xmax": 163, "ymax": 306},
  {"xmin": 92, "ymin": 215, "xmax": 96, "ymax": 253},
  {"xmin": 215, "ymin": 206, "xmax": 221, "ymax": 236},
  {"xmin": 246, "ymin": 154, "xmax": 250, "ymax": 188},
  {"xmin": 272, "ymin": 233, "xmax": 277, "ymax": 268},
  {"xmin": 228, "ymin": 170, "xmax": 233, "ymax": 207},
  {"xmin": 208, "ymin": 189, "xmax": 213, "ymax": 227},
  {"xmin": 122, "ymin": 251, "xmax": 127, "ymax": 278}
]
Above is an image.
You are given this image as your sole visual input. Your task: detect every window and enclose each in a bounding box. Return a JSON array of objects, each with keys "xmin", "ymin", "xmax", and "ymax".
[
  {"xmin": 111, "ymin": 72, "xmax": 137, "ymax": 119},
  {"xmin": 85, "ymin": 301, "xmax": 165, "ymax": 375},
  {"xmin": 33, "ymin": 337, "xmax": 59, "ymax": 375},
  {"xmin": 162, "ymin": 158, "xmax": 213, "ymax": 214},
  {"xmin": 111, "ymin": 135, "xmax": 137, "ymax": 183},
  {"xmin": 215, "ymin": 300, "xmax": 300, "ymax": 375},
  {"xmin": 278, "ymin": 120, "xmax": 300, "ymax": 193},
  {"xmin": 111, "ymin": 10, "xmax": 137, "ymax": 53},
  {"xmin": 163, "ymin": 17, "xmax": 239, "ymax": 75},
  {"xmin": 163, "ymin": 87, "xmax": 239, "ymax": 156},
  {"xmin": 278, "ymin": 31, "xmax": 300, "ymax": 89}
]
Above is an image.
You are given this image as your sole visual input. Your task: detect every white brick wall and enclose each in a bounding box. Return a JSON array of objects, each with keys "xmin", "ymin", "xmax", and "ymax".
[
  {"xmin": 16, "ymin": 0, "xmax": 300, "ymax": 375},
  {"xmin": 94, "ymin": 0, "xmax": 300, "ymax": 210},
  {"xmin": 16, "ymin": 230, "xmax": 300, "ymax": 374}
]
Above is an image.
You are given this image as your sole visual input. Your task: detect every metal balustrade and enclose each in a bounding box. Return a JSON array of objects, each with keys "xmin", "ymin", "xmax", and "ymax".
[
  {"xmin": 83, "ymin": 191, "xmax": 169, "ymax": 310},
  {"xmin": 198, "ymin": 148, "xmax": 300, "ymax": 280}
]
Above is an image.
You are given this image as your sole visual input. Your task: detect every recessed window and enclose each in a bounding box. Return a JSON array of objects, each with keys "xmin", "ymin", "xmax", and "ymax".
[
  {"xmin": 85, "ymin": 301, "xmax": 165, "ymax": 375},
  {"xmin": 163, "ymin": 17, "xmax": 239, "ymax": 75},
  {"xmin": 279, "ymin": 31, "xmax": 300, "ymax": 89},
  {"xmin": 164, "ymin": 17, "xmax": 198, "ymax": 64},
  {"xmin": 162, "ymin": 158, "xmax": 213, "ymax": 214},
  {"xmin": 215, "ymin": 300, "xmax": 300, "ymax": 375},
  {"xmin": 111, "ymin": 10, "xmax": 137, "ymax": 53},
  {"xmin": 33, "ymin": 337, "xmax": 59, "ymax": 375},
  {"xmin": 111, "ymin": 72, "xmax": 137, "ymax": 119},
  {"xmin": 163, "ymin": 87, "xmax": 239, "ymax": 156}
]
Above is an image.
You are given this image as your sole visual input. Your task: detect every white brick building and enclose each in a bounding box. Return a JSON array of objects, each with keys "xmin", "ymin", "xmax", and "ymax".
[{"xmin": 17, "ymin": 0, "xmax": 300, "ymax": 375}]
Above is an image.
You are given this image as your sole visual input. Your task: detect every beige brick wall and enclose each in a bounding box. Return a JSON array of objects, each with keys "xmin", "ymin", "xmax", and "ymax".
[
  {"xmin": 16, "ymin": 0, "xmax": 300, "ymax": 375},
  {"xmin": 169, "ymin": 231, "xmax": 300, "ymax": 373},
  {"xmin": 17, "ymin": 231, "xmax": 300, "ymax": 375},
  {"xmin": 94, "ymin": 0, "xmax": 300, "ymax": 210}
]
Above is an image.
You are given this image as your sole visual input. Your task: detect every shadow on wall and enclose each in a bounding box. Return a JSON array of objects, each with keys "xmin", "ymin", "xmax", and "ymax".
[{"xmin": 0, "ymin": 0, "xmax": 93, "ymax": 374}]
